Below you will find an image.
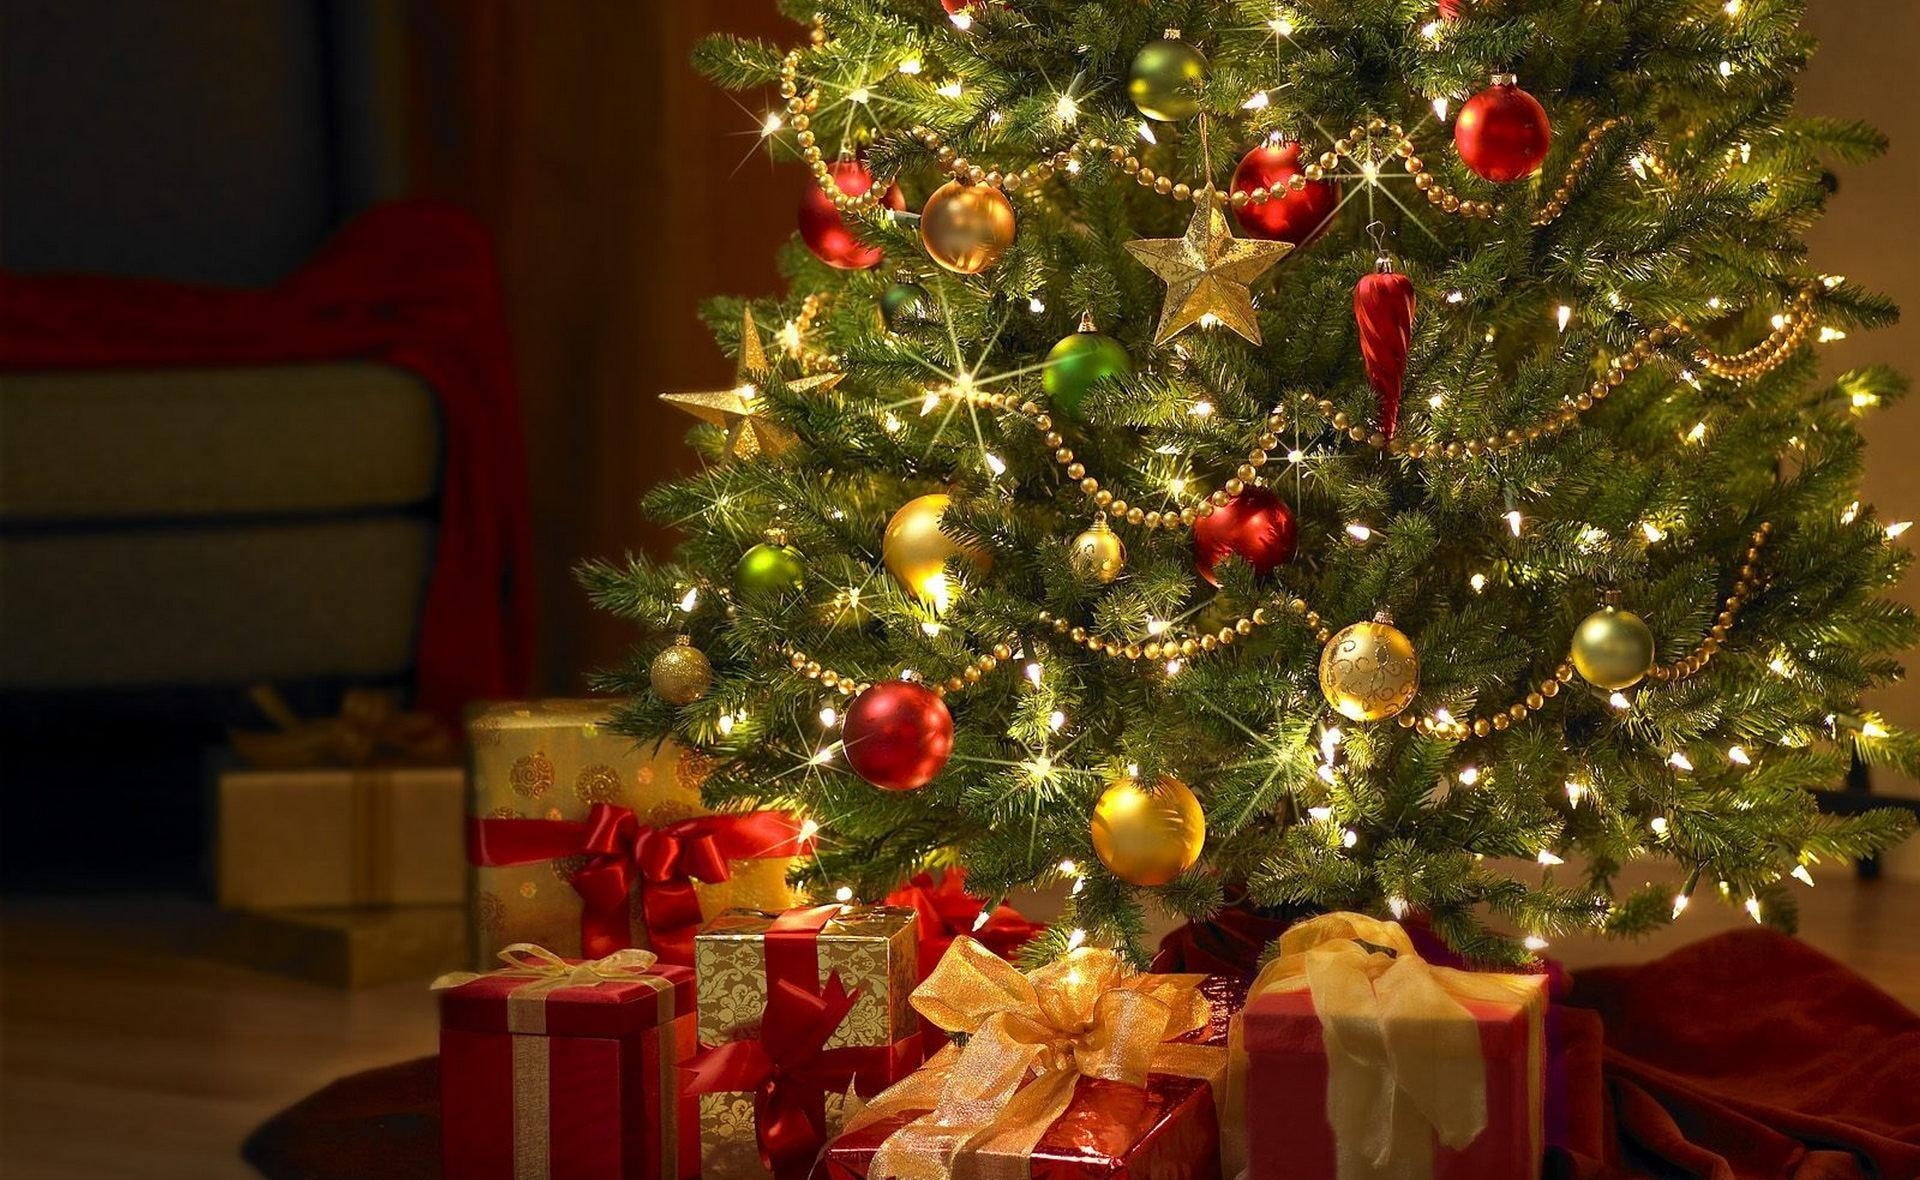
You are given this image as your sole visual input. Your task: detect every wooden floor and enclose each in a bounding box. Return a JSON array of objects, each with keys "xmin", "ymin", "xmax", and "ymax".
[{"xmin": 3, "ymin": 873, "xmax": 1918, "ymax": 1180}]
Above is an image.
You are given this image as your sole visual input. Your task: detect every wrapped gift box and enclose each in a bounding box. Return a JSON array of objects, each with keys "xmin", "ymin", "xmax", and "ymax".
[
  {"xmin": 466, "ymin": 700, "xmax": 800, "ymax": 968},
  {"xmin": 438, "ymin": 947, "xmax": 699, "ymax": 1180},
  {"xmin": 816, "ymin": 961, "xmax": 1240, "ymax": 1180},
  {"xmin": 215, "ymin": 758, "xmax": 465, "ymax": 908},
  {"xmin": 691, "ymin": 906, "xmax": 924, "ymax": 1180},
  {"xmin": 1243, "ymin": 955, "xmax": 1547, "ymax": 1180}
]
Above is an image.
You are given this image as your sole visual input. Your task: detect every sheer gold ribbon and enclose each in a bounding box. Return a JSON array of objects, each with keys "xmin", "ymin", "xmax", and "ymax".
[
  {"xmin": 843, "ymin": 936, "xmax": 1227, "ymax": 1180},
  {"xmin": 1227, "ymin": 913, "xmax": 1546, "ymax": 1180},
  {"xmin": 434, "ymin": 944, "xmax": 675, "ymax": 1180}
]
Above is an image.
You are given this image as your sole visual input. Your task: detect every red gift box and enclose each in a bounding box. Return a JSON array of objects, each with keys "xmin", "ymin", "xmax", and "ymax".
[
  {"xmin": 1238, "ymin": 914, "xmax": 1547, "ymax": 1180},
  {"xmin": 437, "ymin": 945, "xmax": 699, "ymax": 1180},
  {"xmin": 814, "ymin": 939, "xmax": 1241, "ymax": 1180}
]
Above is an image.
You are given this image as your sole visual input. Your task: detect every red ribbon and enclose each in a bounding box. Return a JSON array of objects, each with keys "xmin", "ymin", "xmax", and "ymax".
[
  {"xmin": 467, "ymin": 805, "xmax": 809, "ymax": 963},
  {"xmin": 682, "ymin": 905, "xmax": 916, "ymax": 1180},
  {"xmin": 883, "ymin": 868, "xmax": 1039, "ymax": 981}
]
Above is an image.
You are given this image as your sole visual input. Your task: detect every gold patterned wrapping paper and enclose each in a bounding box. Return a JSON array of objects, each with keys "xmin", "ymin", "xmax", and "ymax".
[
  {"xmin": 694, "ymin": 907, "xmax": 921, "ymax": 1180},
  {"xmin": 466, "ymin": 700, "xmax": 797, "ymax": 969}
]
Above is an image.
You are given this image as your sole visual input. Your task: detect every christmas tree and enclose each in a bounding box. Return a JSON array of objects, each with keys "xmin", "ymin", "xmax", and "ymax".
[{"xmin": 585, "ymin": 0, "xmax": 1918, "ymax": 964}]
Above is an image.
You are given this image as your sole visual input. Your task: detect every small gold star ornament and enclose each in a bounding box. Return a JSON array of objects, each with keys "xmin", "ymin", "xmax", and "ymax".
[
  {"xmin": 1124, "ymin": 193, "xmax": 1293, "ymax": 345},
  {"xmin": 660, "ymin": 308, "xmax": 841, "ymax": 460}
]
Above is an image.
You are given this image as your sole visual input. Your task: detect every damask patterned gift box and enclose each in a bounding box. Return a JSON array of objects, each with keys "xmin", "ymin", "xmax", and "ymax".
[
  {"xmin": 686, "ymin": 906, "xmax": 925, "ymax": 1180},
  {"xmin": 465, "ymin": 700, "xmax": 803, "ymax": 969}
]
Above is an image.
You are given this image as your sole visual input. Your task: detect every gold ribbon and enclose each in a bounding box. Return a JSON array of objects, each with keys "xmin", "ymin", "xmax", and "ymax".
[
  {"xmin": 1228, "ymin": 913, "xmax": 1546, "ymax": 1180},
  {"xmin": 434, "ymin": 944, "xmax": 677, "ymax": 1180},
  {"xmin": 844, "ymin": 936, "xmax": 1227, "ymax": 1180},
  {"xmin": 230, "ymin": 684, "xmax": 454, "ymax": 769}
]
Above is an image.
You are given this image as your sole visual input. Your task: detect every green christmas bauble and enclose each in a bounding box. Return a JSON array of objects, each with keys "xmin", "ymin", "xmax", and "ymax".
[
  {"xmin": 1570, "ymin": 605, "xmax": 1656, "ymax": 691},
  {"xmin": 1128, "ymin": 35, "xmax": 1207, "ymax": 122},
  {"xmin": 1042, "ymin": 328, "xmax": 1130, "ymax": 417},
  {"xmin": 880, "ymin": 280, "xmax": 931, "ymax": 331},
  {"xmin": 735, "ymin": 536, "xmax": 807, "ymax": 599}
]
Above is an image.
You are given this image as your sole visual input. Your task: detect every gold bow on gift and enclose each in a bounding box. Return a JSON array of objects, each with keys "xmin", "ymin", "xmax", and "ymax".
[
  {"xmin": 230, "ymin": 684, "xmax": 454, "ymax": 769},
  {"xmin": 1231, "ymin": 913, "xmax": 1546, "ymax": 1180},
  {"xmin": 845, "ymin": 936, "xmax": 1226, "ymax": 1180},
  {"xmin": 433, "ymin": 942, "xmax": 666, "ymax": 1030}
]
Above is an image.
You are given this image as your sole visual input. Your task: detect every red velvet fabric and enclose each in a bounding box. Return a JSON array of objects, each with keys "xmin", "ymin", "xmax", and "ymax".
[{"xmin": 0, "ymin": 200, "xmax": 534, "ymax": 724}]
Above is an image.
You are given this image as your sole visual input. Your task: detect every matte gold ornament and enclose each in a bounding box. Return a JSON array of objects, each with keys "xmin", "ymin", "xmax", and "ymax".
[
  {"xmin": 920, "ymin": 180, "xmax": 1016, "ymax": 275},
  {"xmin": 1571, "ymin": 603, "xmax": 1656, "ymax": 691},
  {"xmin": 1091, "ymin": 774, "xmax": 1206, "ymax": 887},
  {"xmin": 1124, "ymin": 195, "xmax": 1293, "ymax": 345},
  {"xmin": 883, "ymin": 493, "xmax": 989, "ymax": 602},
  {"xmin": 649, "ymin": 636, "xmax": 713, "ymax": 704},
  {"xmin": 1319, "ymin": 614, "xmax": 1420, "ymax": 722},
  {"xmin": 659, "ymin": 308, "xmax": 840, "ymax": 460},
  {"xmin": 1069, "ymin": 515, "xmax": 1126, "ymax": 583}
]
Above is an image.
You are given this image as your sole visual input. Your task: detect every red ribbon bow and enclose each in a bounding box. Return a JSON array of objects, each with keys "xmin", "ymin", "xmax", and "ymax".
[
  {"xmin": 884, "ymin": 867, "xmax": 1039, "ymax": 981},
  {"xmin": 468, "ymin": 804, "xmax": 808, "ymax": 964}
]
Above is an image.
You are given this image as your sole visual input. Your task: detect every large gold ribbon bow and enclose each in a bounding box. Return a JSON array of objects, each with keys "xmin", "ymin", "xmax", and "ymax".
[
  {"xmin": 231, "ymin": 684, "xmax": 454, "ymax": 769},
  {"xmin": 432, "ymin": 942, "xmax": 664, "ymax": 1029},
  {"xmin": 1232, "ymin": 913, "xmax": 1546, "ymax": 1180},
  {"xmin": 846, "ymin": 936, "xmax": 1225, "ymax": 1180}
]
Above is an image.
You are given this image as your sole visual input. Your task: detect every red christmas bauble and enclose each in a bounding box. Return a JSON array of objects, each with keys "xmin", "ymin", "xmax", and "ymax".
[
  {"xmin": 940, "ymin": 0, "xmax": 970, "ymax": 11},
  {"xmin": 1192, "ymin": 487, "xmax": 1298, "ymax": 586},
  {"xmin": 1230, "ymin": 142, "xmax": 1341, "ymax": 245},
  {"xmin": 1453, "ymin": 76, "xmax": 1551, "ymax": 183},
  {"xmin": 1438, "ymin": 0, "xmax": 1464, "ymax": 18},
  {"xmin": 799, "ymin": 160, "xmax": 906, "ymax": 270},
  {"xmin": 843, "ymin": 680, "xmax": 953, "ymax": 791}
]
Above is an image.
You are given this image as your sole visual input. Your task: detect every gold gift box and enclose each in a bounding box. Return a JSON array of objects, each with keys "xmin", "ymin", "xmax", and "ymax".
[
  {"xmin": 694, "ymin": 907, "xmax": 920, "ymax": 1180},
  {"xmin": 466, "ymin": 699, "xmax": 796, "ymax": 968}
]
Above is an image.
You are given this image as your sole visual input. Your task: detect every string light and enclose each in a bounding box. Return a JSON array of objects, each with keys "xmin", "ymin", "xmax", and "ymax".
[
  {"xmin": 1537, "ymin": 850, "xmax": 1565, "ymax": 866},
  {"xmin": 1048, "ymin": 710, "xmax": 1066, "ymax": 732},
  {"xmin": 897, "ymin": 58, "xmax": 921, "ymax": 75},
  {"xmin": 835, "ymin": 886, "xmax": 855, "ymax": 902},
  {"xmin": 717, "ymin": 714, "xmax": 736, "ymax": 737},
  {"xmin": 760, "ymin": 113, "xmax": 784, "ymax": 136},
  {"xmin": 1457, "ymin": 765, "xmax": 1481, "ymax": 786},
  {"xmin": 1308, "ymin": 806, "xmax": 1334, "ymax": 821},
  {"xmin": 1345, "ymin": 522, "xmax": 1374, "ymax": 542},
  {"xmin": 1668, "ymin": 752, "xmax": 1694, "ymax": 772},
  {"xmin": 1744, "ymin": 896, "xmax": 1762, "ymax": 922},
  {"xmin": 678, "ymin": 587, "xmax": 700, "ymax": 612},
  {"xmin": 1067, "ymin": 928, "xmax": 1088, "ymax": 949},
  {"xmin": 1608, "ymin": 692, "xmax": 1633, "ymax": 710},
  {"xmin": 1342, "ymin": 829, "xmax": 1360, "ymax": 848},
  {"xmin": 1505, "ymin": 510, "xmax": 1524, "ymax": 536},
  {"xmin": 1565, "ymin": 778, "xmax": 1588, "ymax": 806},
  {"xmin": 936, "ymin": 79, "xmax": 963, "ymax": 98},
  {"xmin": 1242, "ymin": 91, "xmax": 1271, "ymax": 111},
  {"xmin": 1053, "ymin": 93, "xmax": 1080, "ymax": 124},
  {"xmin": 1727, "ymin": 745, "xmax": 1750, "ymax": 765},
  {"xmin": 1792, "ymin": 864, "xmax": 1816, "ymax": 887},
  {"xmin": 809, "ymin": 745, "xmax": 837, "ymax": 766},
  {"xmin": 1523, "ymin": 934, "xmax": 1550, "ymax": 952},
  {"xmin": 797, "ymin": 817, "xmax": 821, "ymax": 842},
  {"xmin": 1469, "ymin": 572, "xmax": 1488, "ymax": 593},
  {"xmin": 1387, "ymin": 896, "xmax": 1408, "ymax": 919},
  {"xmin": 1267, "ymin": 14, "xmax": 1295, "ymax": 36},
  {"xmin": 1671, "ymin": 893, "xmax": 1690, "ymax": 918},
  {"xmin": 818, "ymin": 706, "xmax": 839, "ymax": 727},
  {"xmin": 1842, "ymin": 501, "xmax": 1861, "ymax": 524},
  {"xmin": 1556, "ymin": 305, "xmax": 1573, "ymax": 332},
  {"xmin": 1432, "ymin": 96, "xmax": 1451, "ymax": 120},
  {"xmin": 1886, "ymin": 521, "xmax": 1913, "ymax": 539},
  {"xmin": 1650, "ymin": 816, "xmax": 1671, "ymax": 837}
]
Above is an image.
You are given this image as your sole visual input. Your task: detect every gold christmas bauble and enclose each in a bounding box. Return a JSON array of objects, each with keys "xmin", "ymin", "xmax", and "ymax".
[
  {"xmin": 1069, "ymin": 517, "xmax": 1126, "ymax": 583},
  {"xmin": 1091, "ymin": 774, "xmax": 1206, "ymax": 887},
  {"xmin": 1318, "ymin": 617, "xmax": 1420, "ymax": 722},
  {"xmin": 1570, "ymin": 606, "xmax": 1655, "ymax": 690},
  {"xmin": 883, "ymin": 493, "xmax": 990, "ymax": 602},
  {"xmin": 920, "ymin": 180, "xmax": 1016, "ymax": 275},
  {"xmin": 649, "ymin": 636, "xmax": 713, "ymax": 704}
]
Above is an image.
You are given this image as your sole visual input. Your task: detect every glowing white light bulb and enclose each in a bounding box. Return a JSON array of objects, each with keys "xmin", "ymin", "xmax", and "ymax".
[
  {"xmin": 810, "ymin": 746, "xmax": 837, "ymax": 766},
  {"xmin": 1565, "ymin": 778, "xmax": 1587, "ymax": 806},
  {"xmin": 1642, "ymin": 521, "xmax": 1666, "ymax": 543},
  {"xmin": 678, "ymin": 587, "xmax": 700, "ymax": 612},
  {"xmin": 1048, "ymin": 710, "xmax": 1066, "ymax": 732},
  {"xmin": 1523, "ymin": 934, "xmax": 1550, "ymax": 952},
  {"xmin": 1445, "ymin": 290, "xmax": 1465, "ymax": 304},
  {"xmin": 1285, "ymin": 449, "xmax": 1305, "ymax": 464},
  {"xmin": 1067, "ymin": 928, "xmax": 1088, "ymax": 949},
  {"xmin": 882, "ymin": 411, "xmax": 904, "ymax": 434},
  {"xmin": 1556, "ymin": 305, "xmax": 1573, "ymax": 332},
  {"xmin": 1469, "ymin": 572, "xmax": 1488, "ymax": 593},
  {"xmin": 1420, "ymin": 20, "xmax": 1444, "ymax": 43},
  {"xmin": 1346, "ymin": 522, "xmax": 1373, "ymax": 542},
  {"xmin": 1190, "ymin": 399, "xmax": 1214, "ymax": 418},
  {"xmin": 1268, "ymin": 15, "xmax": 1295, "ymax": 36},
  {"xmin": 1886, "ymin": 521, "xmax": 1912, "ymax": 539},
  {"xmin": 761, "ymin": 113, "xmax": 784, "ymax": 136},
  {"xmin": 1537, "ymin": 850, "xmax": 1565, "ymax": 866},
  {"xmin": 1862, "ymin": 719, "xmax": 1890, "ymax": 739},
  {"xmin": 1137, "ymin": 121, "xmax": 1157, "ymax": 145},
  {"xmin": 1744, "ymin": 896, "xmax": 1762, "ymax": 922},
  {"xmin": 1029, "ymin": 296, "xmax": 1046, "ymax": 313},
  {"xmin": 717, "ymin": 714, "xmax": 736, "ymax": 737},
  {"xmin": 1792, "ymin": 864, "xmax": 1816, "ymax": 887},
  {"xmin": 1727, "ymin": 745, "xmax": 1750, "ymax": 766},
  {"xmin": 1505, "ymin": 510, "xmax": 1523, "ymax": 536},
  {"xmin": 834, "ymin": 886, "xmax": 854, "ymax": 902},
  {"xmin": 1671, "ymin": 893, "xmax": 1690, "ymax": 918},
  {"xmin": 1432, "ymin": 96, "xmax": 1451, "ymax": 120},
  {"xmin": 1242, "ymin": 91, "xmax": 1270, "ymax": 110},
  {"xmin": 1842, "ymin": 501, "xmax": 1862, "ymax": 524},
  {"xmin": 1457, "ymin": 766, "xmax": 1481, "ymax": 786},
  {"xmin": 937, "ymin": 80, "xmax": 963, "ymax": 98},
  {"xmin": 1026, "ymin": 755, "xmax": 1052, "ymax": 780},
  {"xmin": 1650, "ymin": 816, "xmax": 1670, "ymax": 837},
  {"xmin": 1387, "ymin": 896, "xmax": 1408, "ymax": 919},
  {"xmin": 797, "ymin": 817, "xmax": 821, "ymax": 842},
  {"xmin": 1608, "ymin": 692, "xmax": 1633, "ymax": 710},
  {"xmin": 1342, "ymin": 829, "xmax": 1360, "ymax": 849},
  {"xmin": 847, "ymin": 86, "xmax": 871, "ymax": 105},
  {"xmin": 819, "ymin": 706, "xmax": 838, "ymax": 728},
  {"xmin": 1308, "ymin": 805, "xmax": 1333, "ymax": 821},
  {"xmin": 898, "ymin": 58, "xmax": 922, "ymax": 75},
  {"xmin": 949, "ymin": 9, "xmax": 972, "ymax": 30},
  {"xmin": 1054, "ymin": 93, "xmax": 1080, "ymax": 123},
  {"xmin": 1668, "ymin": 752, "xmax": 1694, "ymax": 772},
  {"xmin": 985, "ymin": 453, "xmax": 1007, "ymax": 477}
]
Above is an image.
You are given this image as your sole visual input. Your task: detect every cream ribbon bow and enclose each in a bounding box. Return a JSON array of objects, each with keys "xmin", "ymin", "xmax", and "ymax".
[
  {"xmin": 433, "ymin": 943, "xmax": 663, "ymax": 1032},
  {"xmin": 1229, "ymin": 913, "xmax": 1545, "ymax": 1180},
  {"xmin": 845, "ymin": 936, "xmax": 1224, "ymax": 1180}
]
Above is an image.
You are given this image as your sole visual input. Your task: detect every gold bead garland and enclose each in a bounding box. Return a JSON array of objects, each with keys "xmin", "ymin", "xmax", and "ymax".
[
  {"xmin": 1677, "ymin": 288, "xmax": 1820, "ymax": 381},
  {"xmin": 1408, "ymin": 523, "xmax": 1773, "ymax": 740},
  {"xmin": 1038, "ymin": 590, "xmax": 1336, "ymax": 667},
  {"xmin": 1532, "ymin": 118, "xmax": 1628, "ymax": 228}
]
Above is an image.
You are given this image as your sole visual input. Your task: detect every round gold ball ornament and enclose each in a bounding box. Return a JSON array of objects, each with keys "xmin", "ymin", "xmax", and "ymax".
[
  {"xmin": 1092, "ymin": 774, "xmax": 1206, "ymax": 887},
  {"xmin": 1570, "ymin": 603, "xmax": 1656, "ymax": 691},
  {"xmin": 1128, "ymin": 31, "xmax": 1208, "ymax": 122},
  {"xmin": 649, "ymin": 636, "xmax": 713, "ymax": 705},
  {"xmin": 1318, "ymin": 614, "xmax": 1421, "ymax": 722},
  {"xmin": 920, "ymin": 180, "xmax": 1016, "ymax": 275},
  {"xmin": 1069, "ymin": 515, "xmax": 1126, "ymax": 584},
  {"xmin": 883, "ymin": 493, "xmax": 990, "ymax": 602}
]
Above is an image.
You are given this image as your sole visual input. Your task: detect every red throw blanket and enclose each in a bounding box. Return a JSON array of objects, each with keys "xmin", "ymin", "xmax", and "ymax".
[{"xmin": 0, "ymin": 200, "xmax": 534, "ymax": 724}]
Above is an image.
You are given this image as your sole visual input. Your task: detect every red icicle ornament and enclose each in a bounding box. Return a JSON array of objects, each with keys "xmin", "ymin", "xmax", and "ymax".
[
  {"xmin": 1354, "ymin": 260, "xmax": 1416, "ymax": 440},
  {"xmin": 1437, "ymin": 0, "xmax": 1464, "ymax": 18}
]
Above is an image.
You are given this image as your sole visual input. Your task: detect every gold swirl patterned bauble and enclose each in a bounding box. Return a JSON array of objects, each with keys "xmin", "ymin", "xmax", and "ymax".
[
  {"xmin": 1570, "ymin": 606, "xmax": 1656, "ymax": 691},
  {"xmin": 1318, "ymin": 618, "xmax": 1420, "ymax": 722},
  {"xmin": 1091, "ymin": 774, "xmax": 1206, "ymax": 887},
  {"xmin": 1069, "ymin": 516, "xmax": 1126, "ymax": 583},
  {"xmin": 649, "ymin": 635, "xmax": 713, "ymax": 705},
  {"xmin": 920, "ymin": 181, "xmax": 1016, "ymax": 275},
  {"xmin": 884, "ymin": 493, "xmax": 990, "ymax": 602}
]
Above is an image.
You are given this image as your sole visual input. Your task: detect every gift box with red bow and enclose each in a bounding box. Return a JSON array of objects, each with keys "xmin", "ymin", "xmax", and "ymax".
[
  {"xmin": 435, "ymin": 943, "xmax": 698, "ymax": 1180},
  {"xmin": 465, "ymin": 700, "xmax": 805, "ymax": 967},
  {"xmin": 815, "ymin": 937, "xmax": 1242, "ymax": 1180},
  {"xmin": 1236, "ymin": 914, "xmax": 1548, "ymax": 1180},
  {"xmin": 688, "ymin": 905, "xmax": 924, "ymax": 1180}
]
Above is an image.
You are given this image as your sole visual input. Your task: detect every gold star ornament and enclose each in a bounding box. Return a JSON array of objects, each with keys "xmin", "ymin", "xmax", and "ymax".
[
  {"xmin": 660, "ymin": 309, "xmax": 841, "ymax": 460},
  {"xmin": 1124, "ymin": 194, "xmax": 1293, "ymax": 345}
]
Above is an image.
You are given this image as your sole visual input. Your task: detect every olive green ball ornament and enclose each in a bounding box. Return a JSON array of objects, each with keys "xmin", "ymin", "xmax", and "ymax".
[
  {"xmin": 650, "ymin": 636, "xmax": 713, "ymax": 705},
  {"xmin": 1570, "ymin": 604, "xmax": 1656, "ymax": 691},
  {"xmin": 880, "ymin": 278, "xmax": 931, "ymax": 331},
  {"xmin": 1043, "ymin": 314, "xmax": 1131, "ymax": 417},
  {"xmin": 735, "ymin": 529, "xmax": 807, "ymax": 599},
  {"xmin": 1128, "ymin": 32, "xmax": 1207, "ymax": 122}
]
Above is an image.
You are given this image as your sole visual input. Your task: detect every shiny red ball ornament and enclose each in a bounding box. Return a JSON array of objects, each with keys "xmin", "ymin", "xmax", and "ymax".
[
  {"xmin": 1230, "ymin": 141, "xmax": 1342, "ymax": 246},
  {"xmin": 1453, "ymin": 74, "xmax": 1552, "ymax": 183},
  {"xmin": 843, "ymin": 680, "xmax": 953, "ymax": 791},
  {"xmin": 1438, "ymin": 0, "xmax": 1464, "ymax": 18},
  {"xmin": 798, "ymin": 160, "xmax": 906, "ymax": 270},
  {"xmin": 1192, "ymin": 486, "xmax": 1298, "ymax": 587}
]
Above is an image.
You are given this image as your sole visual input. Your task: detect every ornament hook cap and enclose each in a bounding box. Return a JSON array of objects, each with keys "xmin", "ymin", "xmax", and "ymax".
[{"xmin": 1490, "ymin": 71, "xmax": 1519, "ymax": 86}]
